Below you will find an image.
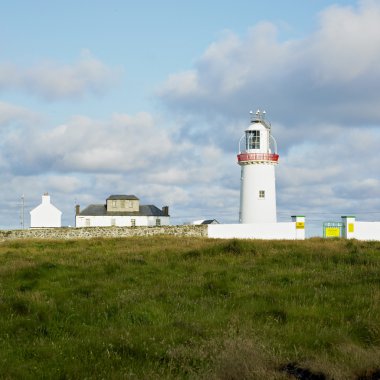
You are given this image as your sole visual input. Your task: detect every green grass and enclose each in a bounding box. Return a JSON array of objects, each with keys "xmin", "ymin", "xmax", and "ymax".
[{"xmin": 0, "ymin": 237, "xmax": 379, "ymax": 379}]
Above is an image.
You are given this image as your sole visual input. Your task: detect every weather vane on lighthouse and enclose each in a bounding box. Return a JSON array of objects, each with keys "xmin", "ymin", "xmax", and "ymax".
[{"xmin": 237, "ymin": 109, "xmax": 279, "ymax": 223}]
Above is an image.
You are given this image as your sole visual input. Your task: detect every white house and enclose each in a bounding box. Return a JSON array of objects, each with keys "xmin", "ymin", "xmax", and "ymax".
[
  {"xmin": 30, "ymin": 193, "xmax": 62, "ymax": 228},
  {"xmin": 75, "ymin": 194, "xmax": 170, "ymax": 227}
]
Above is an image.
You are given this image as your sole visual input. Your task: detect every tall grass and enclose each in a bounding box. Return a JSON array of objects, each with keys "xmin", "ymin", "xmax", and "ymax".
[{"xmin": 0, "ymin": 237, "xmax": 379, "ymax": 379}]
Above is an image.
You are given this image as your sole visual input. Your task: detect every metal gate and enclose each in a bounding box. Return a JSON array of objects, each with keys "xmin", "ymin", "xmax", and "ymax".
[{"xmin": 323, "ymin": 222, "xmax": 344, "ymax": 238}]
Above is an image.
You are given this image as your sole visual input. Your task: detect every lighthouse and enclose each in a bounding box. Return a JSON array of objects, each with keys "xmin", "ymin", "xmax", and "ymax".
[{"xmin": 238, "ymin": 110, "xmax": 279, "ymax": 224}]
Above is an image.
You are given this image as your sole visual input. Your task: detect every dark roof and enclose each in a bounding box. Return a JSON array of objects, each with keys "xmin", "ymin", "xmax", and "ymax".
[
  {"xmin": 201, "ymin": 219, "xmax": 219, "ymax": 224},
  {"xmin": 106, "ymin": 195, "xmax": 139, "ymax": 200},
  {"xmin": 79, "ymin": 204, "xmax": 167, "ymax": 217}
]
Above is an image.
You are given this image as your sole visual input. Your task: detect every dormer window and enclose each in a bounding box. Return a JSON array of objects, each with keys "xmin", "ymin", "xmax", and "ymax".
[
  {"xmin": 246, "ymin": 130, "xmax": 260, "ymax": 150},
  {"xmin": 106, "ymin": 195, "xmax": 140, "ymax": 212}
]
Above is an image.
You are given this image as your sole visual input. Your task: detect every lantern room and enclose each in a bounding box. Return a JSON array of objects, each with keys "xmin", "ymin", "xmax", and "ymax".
[
  {"xmin": 238, "ymin": 110, "xmax": 278, "ymax": 164},
  {"xmin": 244, "ymin": 111, "xmax": 270, "ymax": 153}
]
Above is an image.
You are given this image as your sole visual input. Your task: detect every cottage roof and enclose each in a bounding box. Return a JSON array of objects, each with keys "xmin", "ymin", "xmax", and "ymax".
[
  {"xmin": 79, "ymin": 204, "xmax": 166, "ymax": 217},
  {"xmin": 201, "ymin": 219, "xmax": 219, "ymax": 224},
  {"xmin": 192, "ymin": 219, "xmax": 219, "ymax": 225},
  {"xmin": 30, "ymin": 194, "xmax": 62, "ymax": 216},
  {"xmin": 106, "ymin": 195, "xmax": 139, "ymax": 200}
]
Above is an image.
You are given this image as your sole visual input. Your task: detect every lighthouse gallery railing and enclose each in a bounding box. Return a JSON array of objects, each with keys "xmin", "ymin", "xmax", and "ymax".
[{"xmin": 237, "ymin": 153, "xmax": 279, "ymax": 163}]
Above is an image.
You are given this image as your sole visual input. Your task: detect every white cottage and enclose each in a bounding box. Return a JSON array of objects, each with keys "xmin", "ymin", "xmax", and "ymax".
[
  {"xmin": 30, "ymin": 193, "xmax": 62, "ymax": 228},
  {"xmin": 75, "ymin": 195, "xmax": 170, "ymax": 227}
]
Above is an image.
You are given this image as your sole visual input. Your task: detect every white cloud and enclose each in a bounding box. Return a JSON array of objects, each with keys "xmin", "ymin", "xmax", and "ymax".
[
  {"xmin": 3, "ymin": 112, "xmax": 175, "ymax": 173},
  {"xmin": 0, "ymin": 101, "xmax": 41, "ymax": 127},
  {"xmin": 44, "ymin": 175, "xmax": 83, "ymax": 193},
  {"xmin": 159, "ymin": 0, "xmax": 380, "ymax": 127},
  {"xmin": 277, "ymin": 126, "xmax": 380, "ymax": 227},
  {"xmin": 312, "ymin": 0, "xmax": 380, "ymax": 83},
  {"xmin": 161, "ymin": 70, "xmax": 202, "ymax": 98},
  {"xmin": 0, "ymin": 51, "xmax": 121, "ymax": 100}
]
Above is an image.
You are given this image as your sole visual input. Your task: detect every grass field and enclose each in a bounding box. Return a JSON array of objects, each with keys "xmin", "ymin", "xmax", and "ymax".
[{"xmin": 0, "ymin": 236, "xmax": 379, "ymax": 379}]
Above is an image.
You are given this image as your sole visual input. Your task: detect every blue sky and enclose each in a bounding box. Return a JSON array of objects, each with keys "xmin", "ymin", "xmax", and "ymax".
[
  {"xmin": 1, "ymin": 0, "xmax": 379, "ymax": 235},
  {"xmin": 2, "ymin": 0, "xmax": 350, "ymax": 115}
]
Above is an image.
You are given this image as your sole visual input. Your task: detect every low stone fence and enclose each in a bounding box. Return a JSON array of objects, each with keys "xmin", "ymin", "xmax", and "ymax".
[{"xmin": 0, "ymin": 225, "xmax": 208, "ymax": 241}]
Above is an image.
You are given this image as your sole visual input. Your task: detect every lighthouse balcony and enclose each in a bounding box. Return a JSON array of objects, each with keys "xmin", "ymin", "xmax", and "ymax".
[{"xmin": 237, "ymin": 153, "xmax": 279, "ymax": 164}]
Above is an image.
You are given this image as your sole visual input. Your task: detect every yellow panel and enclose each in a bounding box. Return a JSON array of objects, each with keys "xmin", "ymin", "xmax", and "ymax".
[
  {"xmin": 296, "ymin": 222, "xmax": 305, "ymax": 229},
  {"xmin": 348, "ymin": 223, "xmax": 354, "ymax": 233},
  {"xmin": 325, "ymin": 227, "xmax": 341, "ymax": 237}
]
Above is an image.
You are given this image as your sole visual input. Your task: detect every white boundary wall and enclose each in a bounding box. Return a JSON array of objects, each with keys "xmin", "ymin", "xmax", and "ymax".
[
  {"xmin": 355, "ymin": 222, "xmax": 380, "ymax": 240},
  {"xmin": 208, "ymin": 221, "xmax": 304, "ymax": 240},
  {"xmin": 341, "ymin": 216, "xmax": 380, "ymax": 241}
]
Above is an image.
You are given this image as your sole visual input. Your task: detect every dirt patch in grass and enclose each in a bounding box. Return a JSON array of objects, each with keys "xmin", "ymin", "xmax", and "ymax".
[
  {"xmin": 357, "ymin": 368, "xmax": 380, "ymax": 380},
  {"xmin": 280, "ymin": 362, "xmax": 327, "ymax": 380}
]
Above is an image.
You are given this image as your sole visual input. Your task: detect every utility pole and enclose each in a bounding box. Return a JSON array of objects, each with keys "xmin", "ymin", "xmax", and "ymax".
[{"xmin": 20, "ymin": 195, "xmax": 25, "ymax": 229}]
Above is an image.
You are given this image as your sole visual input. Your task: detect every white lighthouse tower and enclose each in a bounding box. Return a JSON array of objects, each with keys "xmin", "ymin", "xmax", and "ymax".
[{"xmin": 238, "ymin": 110, "xmax": 279, "ymax": 223}]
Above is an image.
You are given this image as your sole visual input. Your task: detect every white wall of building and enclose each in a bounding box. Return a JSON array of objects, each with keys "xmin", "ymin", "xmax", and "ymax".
[
  {"xmin": 30, "ymin": 194, "xmax": 62, "ymax": 228},
  {"xmin": 75, "ymin": 215, "xmax": 170, "ymax": 227},
  {"xmin": 208, "ymin": 222, "xmax": 304, "ymax": 240},
  {"xmin": 239, "ymin": 163, "xmax": 277, "ymax": 223}
]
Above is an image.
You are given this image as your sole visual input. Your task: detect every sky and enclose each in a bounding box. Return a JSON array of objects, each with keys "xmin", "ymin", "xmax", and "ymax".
[{"xmin": 1, "ymin": 0, "xmax": 380, "ymax": 236}]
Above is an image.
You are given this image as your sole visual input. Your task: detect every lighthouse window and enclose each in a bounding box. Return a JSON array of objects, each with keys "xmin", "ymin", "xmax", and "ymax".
[
  {"xmin": 259, "ymin": 190, "xmax": 265, "ymax": 199},
  {"xmin": 246, "ymin": 130, "xmax": 260, "ymax": 150}
]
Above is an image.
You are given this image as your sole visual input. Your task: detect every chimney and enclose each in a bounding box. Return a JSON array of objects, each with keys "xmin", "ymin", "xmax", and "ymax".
[
  {"xmin": 162, "ymin": 206, "xmax": 169, "ymax": 216},
  {"xmin": 42, "ymin": 193, "xmax": 50, "ymax": 204},
  {"xmin": 75, "ymin": 205, "xmax": 80, "ymax": 215}
]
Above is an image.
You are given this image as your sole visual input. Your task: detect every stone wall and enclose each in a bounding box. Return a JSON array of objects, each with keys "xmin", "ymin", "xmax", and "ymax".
[{"xmin": 0, "ymin": 225, "xmax": 208, "ymax": 241}]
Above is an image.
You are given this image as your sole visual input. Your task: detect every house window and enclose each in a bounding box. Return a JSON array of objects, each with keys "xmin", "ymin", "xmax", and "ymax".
[
  {"xmin": 85, "ymin": 218, "xmax": 91, "ymax": 227},
  {"xmin": 259, "ymin": 190, "xmax": 265, "ymax": 199},
  {"xmin": 112, "ymin": 200, "xmax": 117, "ymax": 208},
  {"xmin": 120, "ymin": 200, "xmax": 125, "ymax": 208},
  {"xmin": 131, "ymin": 219, "xmax": 136, "ymax": 227},
  {"xmin": 156, "ymin": 218, "xmax": 161, "ymax": 226},
  {"xmin": 128, "ymin": 200, "xmax": 133, "ymax": 208},
  {"xmin": 246, "ymin": 130, "xmax": 260, "ymax": 150},
  {"xmin": 111, "ymin": 218, "xmax": 116, "ymax": 226}
]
